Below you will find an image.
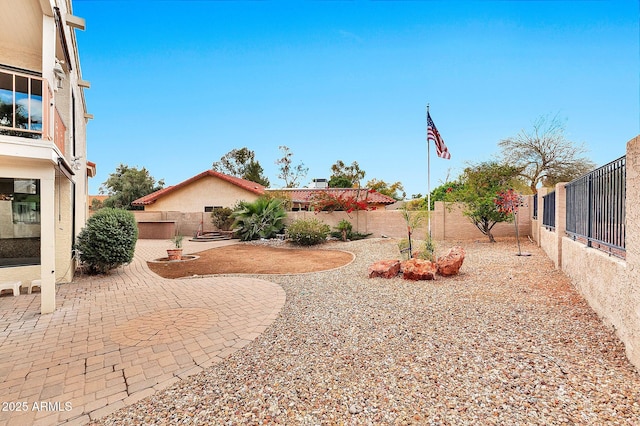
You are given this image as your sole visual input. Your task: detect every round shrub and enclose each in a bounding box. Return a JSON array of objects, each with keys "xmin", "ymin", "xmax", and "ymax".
[
  {"xmin": 286, "ymin": 218, "xmax": 330, "ymax": 246},
  {"xmin": 75, "ymin": 208, "xmax": 138, "ymax": 274}
]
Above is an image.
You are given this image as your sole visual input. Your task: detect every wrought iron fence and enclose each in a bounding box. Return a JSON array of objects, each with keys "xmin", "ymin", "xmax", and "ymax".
[
  {"xmin": 542, "ymin": 191, "xmax": 556, "ymax": 230},
  {"xmin": 565, "ymin": 156, "xmax": 625, "ymax": 257},
  {"xmin": 532, "ymin": 194, "xmax": 538, "ymax": 220}
]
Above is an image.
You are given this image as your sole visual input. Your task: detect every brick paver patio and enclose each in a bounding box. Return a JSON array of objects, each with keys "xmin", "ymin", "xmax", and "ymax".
[{"xmin": 0, "ymin": 239, "xmax": 286, "ymax": 425}]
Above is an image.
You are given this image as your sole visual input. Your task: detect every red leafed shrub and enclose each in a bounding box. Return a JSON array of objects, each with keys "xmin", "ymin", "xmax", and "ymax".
[{"xmin": 310, "ymin": 190, "xmax": 372, "ymax": 214}]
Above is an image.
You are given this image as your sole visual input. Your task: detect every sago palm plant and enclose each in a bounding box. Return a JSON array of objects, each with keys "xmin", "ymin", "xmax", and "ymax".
[{"xmin": 231, "ymin": 197, "xmax": 286, "ymax": 241}]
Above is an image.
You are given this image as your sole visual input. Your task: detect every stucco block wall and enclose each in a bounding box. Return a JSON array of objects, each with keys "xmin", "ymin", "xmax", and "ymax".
[
  {"xmin": 561, "ymin": 238, "xmax": 632, "ymax": 342},
  {"xmin": 539, "ymin": 228, "xmax": 559, "ymax": 268},
  {"xmin": 284, "ymin": 201, "xmax": 532, "ymax": 241},
  {"xmin": 532, "ymin": 135, "xmax": 640, "ymax": 370}
]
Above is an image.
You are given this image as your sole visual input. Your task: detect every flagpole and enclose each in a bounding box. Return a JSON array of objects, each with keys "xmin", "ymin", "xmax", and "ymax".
[{"xmin": 427, "ymin": 103, "xmax": 431, "ymax": 238}]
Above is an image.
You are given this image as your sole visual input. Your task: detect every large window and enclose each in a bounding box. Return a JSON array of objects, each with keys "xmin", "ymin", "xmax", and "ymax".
[
  {"xmin": 0, "ymin": 69, "xmax": 43, "ymax": 139},
  {"xmin": 0, "ymin": 178, "xmax": 41, "ymax": 267}
]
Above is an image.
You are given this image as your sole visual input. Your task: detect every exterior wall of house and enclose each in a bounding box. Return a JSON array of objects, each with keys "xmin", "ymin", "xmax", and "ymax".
[
  {"xmin": 530, "ymin": 135, "xmax": 640, "ymax": 371},
  {"xmin": 0, "ymin": 0, "xmax": 90, "ymax": 313},
  {"xmin": 145, "ymin": 176, "xmax": 260, "ymax": 212}
]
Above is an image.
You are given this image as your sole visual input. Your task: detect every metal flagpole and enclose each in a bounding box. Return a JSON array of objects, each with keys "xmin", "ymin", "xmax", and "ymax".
[{"xmin": 427, "ymin": 104, "xmax": 431, "ymax": 237}]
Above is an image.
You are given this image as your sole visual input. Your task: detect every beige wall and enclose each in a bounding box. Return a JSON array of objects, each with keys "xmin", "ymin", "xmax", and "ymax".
[
  {"xmin": 284, "ymin": 199, "xmax": 532, "ymax": 242},
  {"xmin": 145, "ymin": 176, "xmax": 260, "ymax": 212},
  {"xmin": 531, "ymin": 135, "xmax": 640, "ymax": 370}
]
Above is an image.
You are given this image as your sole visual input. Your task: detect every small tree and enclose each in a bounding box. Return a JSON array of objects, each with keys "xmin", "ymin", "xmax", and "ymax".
[
  {"xmin": 365, "ymin": 178, "xmax": 406, "ymax": 201},
  {"xmin": 329, "ymin": 160, "xmax": 366, "ymax": 188},
  {"xmin": 447, "ymin": 162, "xmax": 520, "ymax": 242},
  {"xmin": 212, "ymin": 147, "xmax": 270, "ymax": 186},
  {"xmin": 75, "ymin": 208, "xmax": 138, "ymax": 274},
  {"xmin": 498, "ymin": 114, "xmax": 596, "ymax": 193},
  {"xmin": 275, "ymin": 145, "xmax": 308, "ymax": 188},
  {"xmin": 100, "ymin": 164, "xmax": 164, "ymax": 210},
  {"xmin": 495, "ymin": 189, "xmax": 525, "ymax": 255}
]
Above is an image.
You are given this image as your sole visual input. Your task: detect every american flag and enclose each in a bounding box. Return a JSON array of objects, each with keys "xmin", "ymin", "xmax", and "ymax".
[{"xmin": 427, "ymin": 112, "xmax": 451, "ymax": 160}]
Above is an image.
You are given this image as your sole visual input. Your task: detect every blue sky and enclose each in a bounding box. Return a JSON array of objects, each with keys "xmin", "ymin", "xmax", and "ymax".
[{"xmin": 74, "ymin": 0, "xmax": 639, "ymax": 198}]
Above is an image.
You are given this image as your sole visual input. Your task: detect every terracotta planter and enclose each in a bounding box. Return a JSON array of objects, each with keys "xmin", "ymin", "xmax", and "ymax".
[{"xmin": 166, "ymin": 248, "xmax": 183, "ymax": 261}]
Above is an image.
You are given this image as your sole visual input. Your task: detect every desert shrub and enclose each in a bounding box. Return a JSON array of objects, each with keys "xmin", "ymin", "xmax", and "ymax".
[
  {"xmin": 398, "ymin": 237, "xmax": 436, "ymax": 261},
  {"xmin": 287, "ymin": 218, "xmax": 331, "ymax": 246},
  {"xmin": 330, "ymin": 219, "xmax": 371, "ymax": 241},
  {"xmin": 232, "ymin": 197, "xmax": 286, "ymax": 241},
  {"xmin": 75, "ymin": 208, "xmax": 138, "ymax": 274},
  {"xmin": 334, "ymin": 219, "xmax": 352, "ymax": 241},
  {"xmin": 211, "ymin": 207, "xmax": 234, "ymax": 231}
]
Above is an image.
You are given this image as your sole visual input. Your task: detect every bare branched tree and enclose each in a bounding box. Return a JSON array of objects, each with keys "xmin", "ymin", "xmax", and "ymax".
[
  {"xmin": 275, "ymin": 145, "xmax": 308, "ymax": 188},
  {"xmin": 498, "ymin": 114, "xmax": 596, "ymax": 193}
]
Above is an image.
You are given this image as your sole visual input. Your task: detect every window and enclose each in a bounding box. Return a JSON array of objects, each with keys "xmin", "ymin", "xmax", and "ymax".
[
  {"xmin": 204, "ymin": 206, "xmax": 223, "ymax": 212},
  {"xmin": 0, "ymin": 69, "xmax": 43, "ymax": 139},
  {"xmin": 0, "ymin": 178, "xmax": 41, "ymax": 267}
]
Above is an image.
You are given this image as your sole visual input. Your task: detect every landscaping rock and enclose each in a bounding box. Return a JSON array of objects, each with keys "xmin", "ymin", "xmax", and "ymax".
[
  {"xmin": 436, "ymin": 246, "xmax": 465, "ymax": 276},
  {"xmin": 402, "ymin": 259, "xmax": 437, "ymax": 280},
  {"xmin": 368, "ymin": 259, "xmax": 401, "ymax": 278}
]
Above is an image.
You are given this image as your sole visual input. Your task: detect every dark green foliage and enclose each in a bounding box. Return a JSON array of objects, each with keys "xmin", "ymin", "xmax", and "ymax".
[
  {"xmin": 330, "ymin": 219, "xmax": 371, "ymax": 241},
  {"xmin": 446, "ymin": 161, "xmax": 520, "ymax": 242},
  {"xmin": 101, "ymin": 164, "xmax": 164, "ymax": 210},
  {"xmin": 75, "ymin": 208, "xmax": 138, "ymax": 274},
  {"xmin": 211, "ymin": 207, "xmax": 234, "ymax": 231},
  {"xmin": 287, "ymin": 218, "xmax": 331, "ymax": 246},
  {"xmin": 231, "ymin": 197, "xmax": 286, "ymax": 241}
]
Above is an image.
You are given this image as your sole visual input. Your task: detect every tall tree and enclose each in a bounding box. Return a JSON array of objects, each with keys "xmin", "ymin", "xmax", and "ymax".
[
  {"xmin": 275, "ymin": 145, "xmax": 308, "ymax": 188},
  {"xmin": 446, "ymin": 161, "xmax": 520, "ymax": 242},
  {"xmin": 365, "ymin": 178, "xmax": 406, "ymax": 201},
  {"xmin": 498, "ymin": 114, "xmax": 596, "ymax": 193},
  {"xmin": 329, "ymin": 160, "xmax": 366, "ymax": 188},
  {"xmin": 100, "ymin": 164, "xmax": 164, "ymax": 210},
  {"xmin": 212, "ymin": 147, "xmax": 270, "ymax": 186}
]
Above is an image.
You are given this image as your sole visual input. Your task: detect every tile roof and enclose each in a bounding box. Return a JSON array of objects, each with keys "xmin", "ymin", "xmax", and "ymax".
[
  {"xmin": 131, "ymin": 170, "xmax": 266, "ymax": 206},
  {"xmin": 267, "ymin": 188, "xmax": 396, "ymax": 205}
]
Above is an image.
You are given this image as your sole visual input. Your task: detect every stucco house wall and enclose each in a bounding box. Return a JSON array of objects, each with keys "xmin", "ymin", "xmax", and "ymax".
[{"xmin": 144, "ymin": 175, "xmax": 260, "ymax": 212}]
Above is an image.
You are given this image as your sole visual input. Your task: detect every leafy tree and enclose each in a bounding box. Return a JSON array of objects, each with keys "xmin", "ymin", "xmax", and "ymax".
[
  {"xmin": 365, "ymin": 179, "xmax": 406, "ymax": 201},
  {"xmin": 329, "ymin": 160, "xmax": 366, "ymax": 188},
  {"xmin": 75, "ymin": 208, "xmax": 138, "ymax": 274},
  {"xmin": 275, "ymin": 145, "xmax": 308, "ymax": 188},
  {"xmin": 328, "ymin": 175, "xmax": 353, "ymax": 188},
  {"xmin": 231, "ymin": 197, "xmax": 286, "ymax": 241},
  {"xmin": 243, "ymin": 160, "xmax": 270, "ymax": 187},
  {"xmin": 212, "ymin": 147, "xmax": 270, "ymax": 186},
  {"xmin": 100, "ymin": 164, "xmax": 164, "ymax": 210},
  {"xmin": 446, "ymin": 161, "xmax": 520, "ymax": 242},
  {"xmin": 498, "ymin": 114, "xmax": 596, "ymax": 193}
]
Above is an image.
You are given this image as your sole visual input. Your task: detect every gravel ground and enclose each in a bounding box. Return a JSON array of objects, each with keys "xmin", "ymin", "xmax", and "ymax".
[{"xmin": 96, "ymin": 237, "xmax": 640, "ymax": 425}]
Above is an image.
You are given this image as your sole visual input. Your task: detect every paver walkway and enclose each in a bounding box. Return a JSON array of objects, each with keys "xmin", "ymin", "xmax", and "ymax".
[{"xmin": 0, "ymin": 239, "xmax": 286, "ymax": 425}]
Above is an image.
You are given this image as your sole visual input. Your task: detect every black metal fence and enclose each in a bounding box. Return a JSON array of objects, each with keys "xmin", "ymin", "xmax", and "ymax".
[
  {"xmin": 542, "ymin": 191, "xmax": 556, "ymax": 230},
  {"xmin": 532, "ymin": 194, "xmax": 538, "ymax": 220},
  {"xmin": 565, "ymin": 156, "xmax": 626, "ymax": 257}
]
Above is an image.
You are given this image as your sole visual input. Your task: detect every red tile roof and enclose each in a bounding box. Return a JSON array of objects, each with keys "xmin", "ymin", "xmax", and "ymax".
[
  {"xmin": 131, "ymin": 170, "xmax": 266, "ymax": 206},
  {"xmin": 268, "ymin": 188, "xmax": 396, "ymax": 205}
]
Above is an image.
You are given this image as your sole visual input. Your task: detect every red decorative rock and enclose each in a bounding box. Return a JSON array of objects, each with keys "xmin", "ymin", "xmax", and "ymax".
[
  {"xmin": 402, "ymin": 259, "xmax": 437, "ymax": 281},
  {"xmin": 436, "ymin": 246, "xmax": 465, "ymax": 276},
  {"xmin": 368, "ymin": 260, "xmax": 401, "ymax": 279}
]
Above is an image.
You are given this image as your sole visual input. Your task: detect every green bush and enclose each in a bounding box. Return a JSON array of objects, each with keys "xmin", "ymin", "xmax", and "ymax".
[
  {"xmin": 330, "ymin": 219, "xmax": 372, "ymax": 241},
  {"xmin": 287, "ymin": 218, "xmax": 330, "ymax": 246},
  {"xmin": 75, "ymin": 208, "xmax": 138, "ymax": 274},
  {"xmin": 211, "ymin": 207, "xmax": 234, "ymax": 231},
  {"xmin": 231, "ymin": 197, "xmax": 286, "ymax": 241}
]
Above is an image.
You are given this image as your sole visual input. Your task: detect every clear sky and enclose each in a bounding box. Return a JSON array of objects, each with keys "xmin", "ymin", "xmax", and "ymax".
[{"xmin": 73, "ymin": 0, "xmax": 639, "ymax": 199}]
